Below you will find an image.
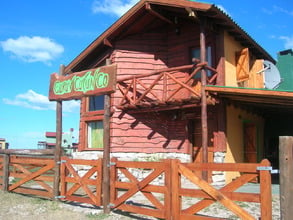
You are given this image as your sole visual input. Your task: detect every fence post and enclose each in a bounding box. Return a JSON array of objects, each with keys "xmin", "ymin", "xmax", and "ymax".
[
  {"xmin": 109, "ymin": 157, "xmax": 118, "ymax": 208},
  {"xmin": 279, "ymin": 136, "xmax": 293, "ymax": 220},
  {"xmin": 259, "ymin": 159, "xmax": 272, "ymax": 220},
  {"xmin": 164, "ymin": 159, "xmax": 172, "ymax": 220},
  {"xmin": 53, "ymin": 64, "xmax": 65, "ymax": 200},
  {"xmin": 2, "ymin": 154, "xmax": 10, "ymax": 191},
  {"xmin": 171, "ymin": 159, "xmax": 180, "ymax": 220}
]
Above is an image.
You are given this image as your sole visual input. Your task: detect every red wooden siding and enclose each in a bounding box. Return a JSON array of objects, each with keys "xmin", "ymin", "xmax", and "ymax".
[
  {"xmin": 107, "ymin": 23, "xmax": 218, "ymax": 154},
  {"xmin": 110, "ymin": 111, "xmax": 190, "ymax": 153}
]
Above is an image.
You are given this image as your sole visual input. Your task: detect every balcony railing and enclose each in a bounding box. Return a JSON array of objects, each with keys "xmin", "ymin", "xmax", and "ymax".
[{"xmin": 116, "ymin": 61, "xmax": 217, "ymax": 110}]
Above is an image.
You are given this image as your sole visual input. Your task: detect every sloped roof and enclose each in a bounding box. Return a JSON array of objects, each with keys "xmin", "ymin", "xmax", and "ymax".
[{"xmin": 65, "ymin": 0, "xmax": 274, "ymax": 73}]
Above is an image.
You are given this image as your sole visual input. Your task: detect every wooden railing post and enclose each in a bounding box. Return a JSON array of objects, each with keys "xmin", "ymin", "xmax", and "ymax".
[
  {"xmin": 279, "ymin": 136, "xmax": 293, "ymax": 220},
  {"xmin": 2, "ymin": 153, "xmax": 10, "ymax": 191},
  {"xmin": 171, "ymin": 159, "xmax": 180, "ymax": 220},
  {"xmin": 163, "ymin": 159, "xmax": 172, "ymax": 220},
  {"xmin": 109, "ymin": 157, "xmax": 118, "ymax": 209},
  {"xmin": 259, "ymin": 159, "xmax": 272, "ymax": 220}
]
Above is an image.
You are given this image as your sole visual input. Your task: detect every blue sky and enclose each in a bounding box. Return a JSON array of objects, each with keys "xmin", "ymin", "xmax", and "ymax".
[{"xmin": 0, "ymin": 0, "xmax": 292, "ymax": 149}]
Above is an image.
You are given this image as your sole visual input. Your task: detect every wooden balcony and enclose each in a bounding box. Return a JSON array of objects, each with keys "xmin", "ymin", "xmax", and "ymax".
[{"xmin": 116, "ymin": 61, "xmax": 217, "ymax": 111}]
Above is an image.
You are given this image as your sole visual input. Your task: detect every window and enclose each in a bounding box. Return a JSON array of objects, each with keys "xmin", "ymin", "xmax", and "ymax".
[
  {"xmin": 79, "ymin": 95, "xmax": 105, "ymax": 150},
  {"xmin": 87, "ymin": 121, "xmax": 103, "ymax": 148},
  {"xmin": 89, "ymin": 95, "xmax": 105, "ymax": 111},
  {"xmin": 191, "ymin": 46, "xmax": 212, "ymax": 77}
]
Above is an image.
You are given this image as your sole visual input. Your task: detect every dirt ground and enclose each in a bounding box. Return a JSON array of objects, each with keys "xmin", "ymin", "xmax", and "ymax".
[
  {"xmin": 0, "ymin": 190, "xmax": 280, "ymax": 220},
  {"xmin": 0, "ymin": 190, "xmax": 155, "ymax": 220}
]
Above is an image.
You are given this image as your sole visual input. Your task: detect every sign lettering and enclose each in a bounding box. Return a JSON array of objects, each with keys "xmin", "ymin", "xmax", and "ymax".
[{"xmin": 49, "ymin": 64, "xmax": 116, "ymax": 101}]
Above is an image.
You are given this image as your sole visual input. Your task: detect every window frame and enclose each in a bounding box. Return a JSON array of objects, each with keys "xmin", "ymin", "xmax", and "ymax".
[{"xmin": 79, "ymin": 96, "xmax": 105, "ymax": 151}]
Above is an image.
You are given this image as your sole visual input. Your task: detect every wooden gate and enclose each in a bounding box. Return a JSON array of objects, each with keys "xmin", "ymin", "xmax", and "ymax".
[
  {"xmin": 60, "ymin": 156, "xmax": 102, "ymax": 206},
  {"xmin": 109, "ymin": 158, "xmax": 172, "ymax": 219},
  {"xmin": 171, "ymin": 159, "xmax": 272, "ymax": 220},
  {"xmin": 1, "ymin": 155, "xmax": 55, "ymax": 198}
]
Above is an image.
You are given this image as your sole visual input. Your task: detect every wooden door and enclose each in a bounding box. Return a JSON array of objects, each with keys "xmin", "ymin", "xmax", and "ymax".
[{"xmin": 243, "ymin": 123, "xmax": 257, "ymax": 163}]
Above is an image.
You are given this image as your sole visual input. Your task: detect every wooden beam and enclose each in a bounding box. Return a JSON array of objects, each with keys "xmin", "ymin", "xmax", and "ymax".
[
  {"xmin": 279, "ymin": 136, "xmax": 293, "ymax": 220},
  {"xmin": 2, "ymin": 154, "xmax": 9, "ymax": 191},
  {"xmin": 200, "ymin": 18, "xmax": 208, "ymax": 181},
  {"xmin": 103, "ymin": 38, "xmax": 113, "ymax": 47},
  {"xmin": 205, "ymin": 85, "xmax": 293, "ymax": 98},
  {"xmin": 53, "ymin": 64, "xmax": 65, "ymax": 200},
  {"xmin": 145, "ymin": 3, "xmax": 173, "ymax": 24},
  {"xmin": 103, "ymin": 59, "xmax": 112, "ymax": 213},
  {"xmin": 117, "ymin": 64, "xmax": 193, "ymax": 82},
  {"xmin": 0, "ymin": 149, "xmax": 54, "ymax": 155}
]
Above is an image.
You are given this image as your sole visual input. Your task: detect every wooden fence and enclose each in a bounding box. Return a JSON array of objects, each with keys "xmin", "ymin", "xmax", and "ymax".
[
  {"xmin": 0, "ymin": 153, "xmax": 272, "ymax": 219},
  {"xmin": 0, "ymin": 154, "xmax": 55, "ymax": 198}
]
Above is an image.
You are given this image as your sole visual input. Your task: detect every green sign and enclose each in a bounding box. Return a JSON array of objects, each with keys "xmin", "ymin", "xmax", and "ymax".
[{"xmin": 49, "ymin": 64, "xmax": 116, "ymax": 101}]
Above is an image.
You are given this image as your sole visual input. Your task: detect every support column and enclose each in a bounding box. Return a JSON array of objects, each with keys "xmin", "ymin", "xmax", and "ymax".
[
  {"xmin": 279, "ymin": 136, "xmax": 293, "ymax": 220},
  {"xmin": 103, "ymin": 59, "xmax": 112, "ymax": 213},
  {"xmin": 53, "ymin": 64, "xmax": 64, "ymax": 199},
  {"xmin": 200, "ymin": 18, "xmax": 208, "ymax": 181}
]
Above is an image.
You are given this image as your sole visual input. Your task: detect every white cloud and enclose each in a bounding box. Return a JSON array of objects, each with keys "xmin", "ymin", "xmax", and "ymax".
[
  {"xmin": 3, "ymin": 90, "xmax": 79, "ymax": 112},
  {"xmin": 92, "ymin": 0, "xmax": 138, "ymax": 17},
  {"xmin": 0, "ymin": 36, "xmax": 64, "ymax": 64},
  {"xmin": 279, "ymin": 36, "xmax": 293, "ymax": 49},
  {"xmin": 273, "ymin": 5, "xmax": 293, "ymax": 16},
  {"xmin": 262, "ymin": 5, "xmax": 293, "ymax": 16}
]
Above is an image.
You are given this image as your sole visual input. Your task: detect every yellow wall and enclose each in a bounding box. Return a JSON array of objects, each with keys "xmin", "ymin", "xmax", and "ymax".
[{"xmin": 225, "ymin": 105, "xmax": 264, "ymax": 183}]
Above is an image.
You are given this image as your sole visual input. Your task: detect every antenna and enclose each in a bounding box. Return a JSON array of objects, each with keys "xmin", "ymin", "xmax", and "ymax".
[{"xmin": 263, "ymin": 60, "xmax": 282, "ymax": 89}]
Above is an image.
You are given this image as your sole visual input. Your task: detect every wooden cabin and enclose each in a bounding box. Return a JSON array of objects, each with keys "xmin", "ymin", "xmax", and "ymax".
[{"xmin": 52, "ymin": 0, "xmax": 293, "ymax": 183}]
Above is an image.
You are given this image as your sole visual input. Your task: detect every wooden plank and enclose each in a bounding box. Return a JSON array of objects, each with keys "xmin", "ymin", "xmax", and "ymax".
[
  {"xmin": 279, "ymin": 136, "xmax": 293, "ymax": 220},
  {"xmin": 9, "ymin": 163, "xmax": 55, "ymax": 191},
  {"xmin": 2, "ymin": 154, "xmax": 9, "ymax": 191},
  {"xmin": 171, "ymin": 159, "xmax": 181, "ymax": 220},
  {"xmin": 182, "ymin": 173, "xmax": 259, "ymax": 214},
  {"xmin": 259, "ymin": 159, "xmax": 272, "ymax": 220},
  {"xmin": 63, "ymin": 158, "xmax": 102, "ymax": 166},
  {"xmin": 12, "ymin": 187, "xmax": 52, "ymax": 198},
  {"xmin": 114, "ymin": 182, "xmax": 166, "ymax": 193},
  {"xmin": 117, "ymin": 64, "xmax": 193, "ymax": 82},
  {"xmin": 110, "ymin": 157, "xmax": 118, "ymax": 205},
  {"xmin": 184, "ymin": 162, "xmax": 259, "ymax": 172},
  {"xmin": 178, "ymin": 164, "xmax": 254, "ymax": 220},
  {"xmin": 10, "ymin": 157, "xmax": 54, "ymax": 165},
  {"xmin": 96, "ymin": 158, "xmax": 103, "ymax": 206},
  {"xmin": 60, "ymin": 157, "xmax": 66, "ymax": 198},
  {"xmin": 9, "ymin": 173, "xmax": 54, "ymax": 182},
  {"xmin": 164, "ymin": 159, "xmax": 172, "ymax": 220},
  {"xmin": 65, "ymin": 195, "xmax": 96, "ymax": 205},
  {"xmin": 118, "ymin": 203, "xmax": 164, "ymax": 219},
  {"xmin": 180, "ymin": 189, "xmax": 259, "ymax": 203},
  {"xmin": 180, "ymin": 213, "xmax": 224, "ymax": 219},
  {"xmin": 0, "ymin": 149, "xmax": 54, "ymax": 155},
  {"xmin": 116, "ymin": 160, "xmax": 164, "ymax": 169}
]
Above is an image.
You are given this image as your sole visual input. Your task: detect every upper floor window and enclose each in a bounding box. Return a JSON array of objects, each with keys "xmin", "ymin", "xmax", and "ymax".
[
  {"xmin": 88, "ymin": 95, "xmax": 105, "ymax": 111},
  {"xmin": 191, "ymin": 46, "xmax": 212, "ymax": 77}
]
